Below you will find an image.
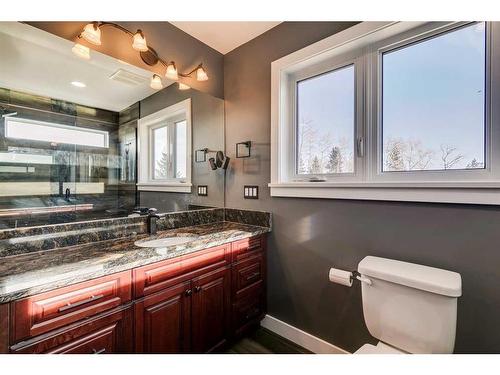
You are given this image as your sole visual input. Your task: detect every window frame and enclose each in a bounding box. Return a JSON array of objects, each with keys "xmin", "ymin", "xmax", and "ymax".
[
  {"xmin": 368, "ymin": 21, "xmax": 495, "ymax": 185},
  {"xmin": 291, "ymin": 61, "xmax": 360, "ymax": 181},
  {"xmin": 137, "ymin": 98, "xmax": 192, "ymax": 193},
  {"xmin": 270, "ymin": 21, "xmax": 500, "ymax": 205}
]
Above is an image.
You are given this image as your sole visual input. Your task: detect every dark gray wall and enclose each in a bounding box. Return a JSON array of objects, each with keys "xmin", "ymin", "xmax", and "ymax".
[
  {"xmin": 28, "ymin": 22, "xmax": 224, "ymax": 99},
  {"xmin": 224, "ymin": 21, "xmax": 500, "ymax": 353},
  {"xmin": 139, "ymin": 84, "xmax": 225, "ymax": 213}
]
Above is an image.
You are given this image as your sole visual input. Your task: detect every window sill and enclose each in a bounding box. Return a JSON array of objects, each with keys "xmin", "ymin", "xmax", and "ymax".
[
  {"xmin": 268, "ymin": 182, "xmax": 500, "ymax": 205},
  {"xmin": 137, "ymin": 182, "xmax": 192, "ymax": 193}
]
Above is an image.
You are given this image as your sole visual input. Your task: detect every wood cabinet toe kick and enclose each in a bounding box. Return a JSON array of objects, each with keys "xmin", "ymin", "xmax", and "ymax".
[{"xmin": 1, "ymin": 233, "xmax": 267, "ymax": 354}]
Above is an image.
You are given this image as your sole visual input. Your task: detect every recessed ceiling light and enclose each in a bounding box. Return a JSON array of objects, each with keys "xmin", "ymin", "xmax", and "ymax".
[{"xmin": 71, "ymin": 81, "xmax": 86, "ymax": 88}]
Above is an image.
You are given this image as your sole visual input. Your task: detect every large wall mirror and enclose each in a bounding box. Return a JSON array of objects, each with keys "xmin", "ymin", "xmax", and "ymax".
[{"xmin": 0, "ymin": 22, "xmax": 225, "ymax": 229}]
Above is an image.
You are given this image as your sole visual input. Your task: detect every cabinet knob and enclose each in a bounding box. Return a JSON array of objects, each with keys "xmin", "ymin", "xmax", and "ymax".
[
  {"xmin": 194, "ymin": 286, "xmax": 202, "ymax": 293},
  {"xmin": 185, "ymin": 289, "xmax": 192, "ymax": 296}
]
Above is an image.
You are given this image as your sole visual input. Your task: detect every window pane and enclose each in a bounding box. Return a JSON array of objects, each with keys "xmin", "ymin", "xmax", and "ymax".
[
  {"xmin": 382, "ymin": 22, "xmax": 486, "ymax": 172},
  {"xmin": 175, "ymin": 120, "xmax": 187, "ymax": 179},
  {"xmin": 153, "ymin": 126, "xmax": 169, "ymax": 179},
  {"xmin": 296, "ymin": 65, "xmax": 355, "ymax": 175},
  {"xmin": 5, "ymin": 118, "xmax": 109, "ymax": 148}
]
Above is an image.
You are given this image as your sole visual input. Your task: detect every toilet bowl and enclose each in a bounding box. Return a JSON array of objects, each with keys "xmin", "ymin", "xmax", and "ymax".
[{"xmin": 354, "ymin": 256, "xmax": 462, "ymax": 354}]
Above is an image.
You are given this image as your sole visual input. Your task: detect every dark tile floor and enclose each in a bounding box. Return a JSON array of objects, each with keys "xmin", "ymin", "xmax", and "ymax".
[{"xmin": 225, "ymin": 327, "xmax": 311, "ymax": 354}]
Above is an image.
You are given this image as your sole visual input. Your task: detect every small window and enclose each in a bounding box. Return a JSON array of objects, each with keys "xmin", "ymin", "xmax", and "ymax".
[
  {"xmin": 137, "ymin": 99, "xmax": 191, "ymax": 193},
  {"xmin": 296, "ymin": 65, "xmax": 355, "ymax": 176},
  {"xmin": 4, "ymin": 118, "xmax": 109, "ymax": 148},
  {"xmin": 382, "ymin": 22, "xmax": 486, "ymax": 172}
]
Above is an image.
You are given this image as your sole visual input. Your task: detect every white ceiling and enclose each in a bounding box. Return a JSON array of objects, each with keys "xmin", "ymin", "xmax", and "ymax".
[
  {"xmin": 0, "ymin": 22, "xmax": 167, "ymax": 112},
  {"xmin": 170, "ymin": 22, "xmax": 282, "ymax": 54}
]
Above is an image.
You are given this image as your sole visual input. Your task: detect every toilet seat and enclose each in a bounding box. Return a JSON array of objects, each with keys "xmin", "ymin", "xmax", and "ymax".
[{"xmin": 355, "ymin": 342, "xmax": 406, "ymax": 354}]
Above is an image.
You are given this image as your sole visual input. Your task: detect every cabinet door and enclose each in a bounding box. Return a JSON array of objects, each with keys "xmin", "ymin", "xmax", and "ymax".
[
  {"xmin": 11, "ymin": 307, "xmax": 133, "ymax": 354},
  {"xmin": 135, "ymin": 280, "xmax": 191, "ymax": 353},
  {"xmin": 191, "ymin": 266, "xmax": 231, "ymax": 353}
]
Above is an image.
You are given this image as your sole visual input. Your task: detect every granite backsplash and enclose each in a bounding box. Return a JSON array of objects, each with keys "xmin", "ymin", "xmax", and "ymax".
[{"xmin": 0, "ymin": 207, "xmax": 270, "ymax": 257}]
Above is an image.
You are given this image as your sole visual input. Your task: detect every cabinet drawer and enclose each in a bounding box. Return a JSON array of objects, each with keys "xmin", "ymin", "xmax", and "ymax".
[
  {"xmin": 231, "ymin": 235, "xmax": 264, "ymax": 262},
  {"xmin": 11, "ymin": 271, "xmax": 132, "ymax": 343},
  {"xmin": 11, "ymin": 306, "xmax": 133, "ymax": 354},
  {"xmin": 134, "ymin": 244, "xmax": 231, "ymax": 297},
  {"xmin": 232, "ymin": 252, "xmax": 264, "ymax": 296},
  {"xmin": 232, "ymin": 285, "xmax": 265, "ymax": 336}
]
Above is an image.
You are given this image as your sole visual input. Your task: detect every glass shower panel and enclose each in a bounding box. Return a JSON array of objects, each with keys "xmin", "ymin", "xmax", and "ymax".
[{"xmin": 0, "ymin": 104, "xmax": 78, "ymax": 229}]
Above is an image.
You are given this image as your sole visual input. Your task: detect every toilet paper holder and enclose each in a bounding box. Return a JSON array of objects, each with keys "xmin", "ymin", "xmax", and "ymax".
[{"xmin": 352, "ymin": 270, "xmax": 372, "ymax": 286}]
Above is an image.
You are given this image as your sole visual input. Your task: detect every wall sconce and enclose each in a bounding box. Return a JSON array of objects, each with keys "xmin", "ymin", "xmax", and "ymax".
[
  {"xmin": 72, "ymin": 22, "xmax": 209, "ymax": 90},
  {"xmin": 236, "ymin": 141, "xmax": 252, "ymax": 158}
]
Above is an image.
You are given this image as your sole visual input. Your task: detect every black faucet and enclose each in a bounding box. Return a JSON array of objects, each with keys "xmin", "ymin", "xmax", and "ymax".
[{"xmin": 147, "ymin": 208, "xmax": 161, "ymax": 235}]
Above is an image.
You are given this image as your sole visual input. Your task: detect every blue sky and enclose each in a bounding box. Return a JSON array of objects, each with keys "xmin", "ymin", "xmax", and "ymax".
[
  {"xmin": 297, "ymin": 22, "xmax": 486, "ymax": 172},
  {"xmin": 383, "ymin": 22, "xmax": 486, "ymax": 170}
]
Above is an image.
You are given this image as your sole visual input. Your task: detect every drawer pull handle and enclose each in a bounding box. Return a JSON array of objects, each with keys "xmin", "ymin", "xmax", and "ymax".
[
  {"xmin": 185, "ymin": 289, "xmax": 192, "ymax": 296},
  {"xmin": 58, "ymin": 294, "xmax": 105, "ymax": 313},
  {"xmin": 245, "ymin": 272, "xmax": 260, "ymax": 281},
  {"xmin": 194, "ymin": 286, "xmax": 202, "ymax": 293},
  {"xmin": 92, "ymin": 348, "xmax": 106, "ymax": 354},
  {"xmin": 247, "ymin": 242, "xmax": 260, "ymax": 251}
]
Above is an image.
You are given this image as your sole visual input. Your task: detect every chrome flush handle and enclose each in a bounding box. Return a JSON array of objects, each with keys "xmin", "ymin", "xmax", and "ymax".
[{"xmin": 356, "ymin": 275, "xmax": 372, "ymax": 286}]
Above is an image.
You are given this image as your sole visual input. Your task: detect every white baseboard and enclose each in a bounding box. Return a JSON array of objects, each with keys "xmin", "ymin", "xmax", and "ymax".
[{"xmin": 260, "ymin": 315, "xmax": 350, "ymax": 354}]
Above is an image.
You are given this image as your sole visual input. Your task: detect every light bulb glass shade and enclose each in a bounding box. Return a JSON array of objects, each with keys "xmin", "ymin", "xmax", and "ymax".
[
  {"xmin": 81, "ymin": 23, "xmax": 101, "ymax": 45},
  {"xmin": 72, "ymin": 43, "xmax": 90, "ymax": 60},
  {"xmin": 196, "ymin": 65, "xmax": 208, "ymax": 81},
  {"xmin": 150, "ymin": 74, "xmax": 163, "ymax": 90},
  {"xmin": 132, "ymin": 30, "xmax": 148, "ymax": 52},
  {"xmin": 178, "ymin": 82, "xmax": 190, "ymax": 90},
  {"xmin": 165, "ymin": 62, "xmax": 178, "ymax": 81}
]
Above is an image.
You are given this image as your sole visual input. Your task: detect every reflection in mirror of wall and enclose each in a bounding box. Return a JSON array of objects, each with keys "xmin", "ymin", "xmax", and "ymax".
[
  {"xmin": 0, "ymin": 22, "xmax": 225, "ymax": 229},
  {"xmin": 138, "ymin": 83, "xmax": 225, "ymax": 213}
]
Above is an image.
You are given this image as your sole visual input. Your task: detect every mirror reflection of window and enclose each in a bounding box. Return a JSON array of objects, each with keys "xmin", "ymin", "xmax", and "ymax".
[
  {"xmin": 175, "ymin": 120, "xmax": 187, "ymax": 179},
  {"xmin": 152, "ymin": 119, "xmax": 187, "ymax": 180}
]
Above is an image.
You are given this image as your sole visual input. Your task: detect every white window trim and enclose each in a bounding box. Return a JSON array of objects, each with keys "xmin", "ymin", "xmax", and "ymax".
[
  {"xmin": 137, "ymin": 98, "xmax": 192, "ymax": 193},
  {"xmin": 270, "ymin": 21, "xmax": 500, "ymax": 205}
]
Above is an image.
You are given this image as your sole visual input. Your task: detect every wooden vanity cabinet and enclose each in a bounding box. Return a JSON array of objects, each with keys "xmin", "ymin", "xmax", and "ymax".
[
  {"xmin": 231, "ymin": 237, "xmax": 267, "ymax": 337},
  {"xmin": 134, "ymin": 280, "xmax": 192, "ymax": 353},
  {"xmin": 191, "ymin": 266, "xmax": 231, "ymax": 353},
  {"xmin": 5, "ymin": 234, "xmax": 266, "ymax": 354},
  {"xmin": 0, "ymin": 303, "xmax": 9, "ymax": 353},
  {"xmin": 10, "ymin": 306, "xmax": 133, "ymax": 354}
]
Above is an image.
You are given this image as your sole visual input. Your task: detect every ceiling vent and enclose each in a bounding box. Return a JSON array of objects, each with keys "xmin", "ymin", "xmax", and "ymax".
[{"xmin": 109, "ymin": 69, "xmax": 148, "ymax": 86}]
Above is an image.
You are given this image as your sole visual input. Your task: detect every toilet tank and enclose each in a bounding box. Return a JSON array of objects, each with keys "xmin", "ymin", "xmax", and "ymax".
[{"xmin": 358, "ymin": 256, "xmax": 462, "ymax": 354}]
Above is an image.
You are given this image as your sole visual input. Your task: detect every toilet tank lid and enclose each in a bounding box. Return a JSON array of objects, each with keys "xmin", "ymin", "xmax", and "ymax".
[{"xmin": 358, "ymin": 256, "xmax": 462, "ymax": 297}]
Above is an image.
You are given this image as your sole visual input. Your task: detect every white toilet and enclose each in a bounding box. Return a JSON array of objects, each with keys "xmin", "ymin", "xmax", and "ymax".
[{"xmin": 355, "ymin": 256, "xmax": 462, "ymax": 354}]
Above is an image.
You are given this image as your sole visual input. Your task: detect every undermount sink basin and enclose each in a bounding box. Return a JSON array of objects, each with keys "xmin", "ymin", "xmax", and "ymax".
[{"xmin": 134, "ymin": 236, "xmax": 197, "ymax": 248}]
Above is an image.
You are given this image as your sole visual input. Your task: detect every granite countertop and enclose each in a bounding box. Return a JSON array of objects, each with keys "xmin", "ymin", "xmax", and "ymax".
[{"xmin": 0, "ymin": 221, "xmax": 270, "ymax": 304}]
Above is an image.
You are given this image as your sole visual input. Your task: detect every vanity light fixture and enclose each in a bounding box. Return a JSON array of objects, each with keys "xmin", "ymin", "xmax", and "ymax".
[
  {"xmin": 195, "ymin": 64, "xmax": 209, "ymax": 81},
  {"xmin": 81, "ymin": 22, "xmax": 102, "ymax": 45},
  {"xmin": 132, "ymin": 30, "xmax": 148, "ymax": 52},
  {"xmin": 150, "ymin": 74, "xmax": 163, "ymax": 90},
  {"xmin": 72, "ymin": 22, "xmax": 210, "ymax": 91},
  {"xmin": 165, "ymin": 62, "xmax": 179, "ymax": 80}
]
